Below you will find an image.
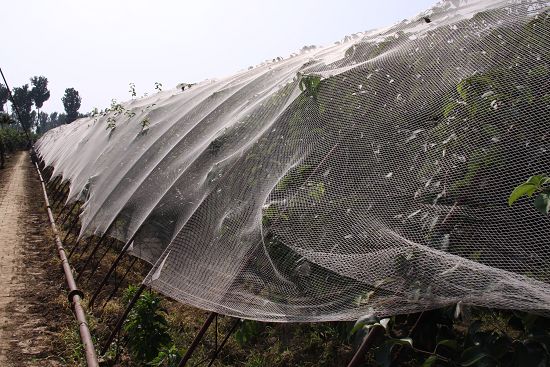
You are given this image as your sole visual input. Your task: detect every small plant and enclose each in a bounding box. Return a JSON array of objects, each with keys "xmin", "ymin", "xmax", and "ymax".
[
  {"xmin": 509, "ymin": 175, "xmax": 550, "ymax": 214},
  {"xmin": 298, "ymin": 73, "xmax": 322, "ymax": 98},
  {"xmin": 148, "ymin": 344, "xmax": 182, "ymax": 367},
  {"xmin": 106, "ymin": 117, "xmax": 116, "ymax": 131},
  {"xmin": 129, "ymin": 82, "xmax": 137, "ymax": 98},
  {"xmin": 235, "ymin": 320, "xmax": 262, "ymax": 346},
  {"xmin": 353, "ymin": 308, "xmax": 550, "ymax": 367},
  {"xmin": 122, "ymin": 285, "xmax": 172, "ymax": 365},
  {"xmin": 155, "ymin": 82, "xmax": 163, "ymax": 92},
  {"xmin": 141, "ymin": 117, "xmax": 150, "ymax": 133}
]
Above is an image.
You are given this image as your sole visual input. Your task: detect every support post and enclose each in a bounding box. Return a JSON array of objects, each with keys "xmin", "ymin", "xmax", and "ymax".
[
  {"xmin": 68, "ymin": 238, "xmax": 82, "ymax": 259},
  {"xmin": 88, "ymin": 233, "xmax": 137, "ymax": 308},
  {"xmin": 207, "ymin": 318, "xmax": 241, "ymax": 367},
  {"xmin": 53, "ymin": 181, "xmax": 70, "ymax": 211},
  {"xmin": 62, "ymin": 214, "xmax": 80, "ymax": 244},
  {"xmin": 85, "ymin": 237, "xmax": 116, "ymax": 284},
  {"xmin": 61, "ymin": 201, "xmax": 79, "ymax": 227},
  {"xmin": 76, "ymin": 235, "xmax": 110, "ymax": 283},
  {"xmin": 100, "ymin": 257, "xmax": 138, "ymax": 314},
  {"xmin": 76, "ymin": 227, "xmax": 114, "ymax": 281},
  {"xmin": 178, "ymin": 312, "xmax": 218, "ymax": 367},
  {"xmin": 52, "ymin": 181, "xmax": 69, "ymax": 207},
  {"xmin": 346, "ymin": 325, "xmax": 385, "ymax": 367},
  {"xmin": 100, "ymin": 283, "xmax": 146, "ymax": 355}
]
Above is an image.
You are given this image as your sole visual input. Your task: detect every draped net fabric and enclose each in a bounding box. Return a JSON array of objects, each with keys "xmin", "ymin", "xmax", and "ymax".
[{"xmin": 36, "ymin": 0, "xmax": 550, "ymax": 321}]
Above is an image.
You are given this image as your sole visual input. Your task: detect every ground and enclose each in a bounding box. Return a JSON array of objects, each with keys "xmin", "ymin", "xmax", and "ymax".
[{"xmin": 0, "ymin": 151, "xmax": 70, "ymax": 366}]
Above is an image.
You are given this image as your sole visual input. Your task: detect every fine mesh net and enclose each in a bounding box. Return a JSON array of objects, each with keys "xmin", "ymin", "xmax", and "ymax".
[{"xmin": 36, "ymin": 0, "xmax": 550, "ymax": 322}]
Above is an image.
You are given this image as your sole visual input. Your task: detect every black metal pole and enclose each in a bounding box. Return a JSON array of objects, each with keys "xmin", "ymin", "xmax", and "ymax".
[
  {"xmin": 67, "ymin": 237, "xmax": 82, "ymax": 259},
  {"xmin": 100, "ymin": 257, "xmax": 138, "ymax": 314},
  {"xmin": 52, "ymin": 181, "xmax": 69, "ymax": 206},
  {"xmin": 75, "ymin": 218, "xmax": 115, "ymax": 274},
  {"xmin": 76, "ymin": 236, "xmax": 108, "ymax": 282},
  {"xmin": 61, "ymin": 201, "xmax": 79, "ymax": 227},
  {"xmin": 75, "ymin": 236, "xmax": 97, "ymax": 263},
  {"xmin": 88, "ymin": 233, "xmax": 137, "ymax": 308},
  {"xmin": 178, "ymin": 312, "xmax": 218, "ymax": 367},
  {"xmin": 56, "ymin": 200, "xmax": 69, "ymax": 221},
  {"xmin": 346, "ymin": 325, "xmax": 385, "ymax": 367},
  {"xmin": 53, "ymin": 182, "xmax": 70, "ymax": 211},
  {"xmin": 47, "ymin": 175, "xmax": 60, "ymax": 190},
  {"xmin": 48, "ymin": 177, "xmax": 63, "ymax": 199},
  {"xmin": 100, "ymin": 283, "xmax": 146, "ymax": 355},
  {"xmin": 207, "ymin": 318, "xmax": 241, "ymax": 367},
  {"xmin": 62, "ymin": 214, "xmax": 80, "ymax": 244},
  {"xmin": 85, "ymin": 237, "xmax": 116, "ymax": 284}
]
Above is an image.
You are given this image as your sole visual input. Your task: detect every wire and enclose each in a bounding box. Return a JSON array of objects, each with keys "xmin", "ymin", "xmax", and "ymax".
[{"xmin": 0, "ymin": 67, "xmax": 34, "ymax": 146}]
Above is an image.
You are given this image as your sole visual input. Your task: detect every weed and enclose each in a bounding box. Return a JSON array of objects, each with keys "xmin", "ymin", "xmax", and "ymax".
[{"xmin": 122, "ymin": 285, "xmax": 171, "ymax": 364}]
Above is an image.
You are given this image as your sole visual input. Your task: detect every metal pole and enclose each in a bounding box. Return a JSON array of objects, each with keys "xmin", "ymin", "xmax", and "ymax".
[
  {"xmin": 61, "ymin": 201, "xmax": 79, "ymax": 226},
  {"xmin": 68, "ymin": 237, "xmax": 82, "ymax": 259},
  {"xmin": 100, "ymin": 283, "xmax": 146, "ymax": 355},
  {"xmin": 50, "ymin": 180, "xmax": 64, "ymax": 203},
  {"xmin": 53, "ymin": 181, "xmax": 70, "ymax": 211},
  {"xmin": 62, "ymin": 214, "xmax": 80, "ymax": 244},
  {"xmin": 88, "ymin": 233, "xmax": 137, "ymax": 308},
  {"xmin": 206, "ymin": 318, "xmax": 241, "ymax": 367},
  {"xmin": 85, "ymin": 237, "xmax": 116, "ymax": 284},
  {"xmin": 51, "ymin": 181, "xmax": 68, "ymax": 206},
  {"xmin": 76, "ymin": 226, "xmax": 115, "ymax": 281},
  {"xmin": 76, "ymin": 235, "xmax": 109, "ymax": 283},
  {"xmin": 47, "ymin": 176, "xmax": 60, "ymax": 191},
  {"xmin": 76, "ymin": 236, "xmax": 97, "ymax": 263},
  {"xmin": 56, "ymin": 200, "xmax": 69, "ymax": 221},
  {"xmin": 99, "ymin": 257, "xmax": 138, "ymax": 314},
  {"xmin": 34, "ymin": 161, "xmax": 99, "ymax": 366},
  {"xmin": 46, "ymin": 174, "xmax": 60, "ymax": 189},
  {"xmin": 48, "ymin": 177, "xmax": 62, "ymax": 199},
  {"xmin": 177, "ymin": 312, "xmax": 218, "ymax": 367},
  {"xmin": 346, "ymin": 325, "xmax": 385, "ymax": 367}
]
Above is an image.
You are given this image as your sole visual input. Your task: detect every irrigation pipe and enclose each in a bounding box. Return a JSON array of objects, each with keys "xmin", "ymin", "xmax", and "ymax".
[{"xmin": 34, "ymin": 159, "xmax": 99, "ymax": 367}]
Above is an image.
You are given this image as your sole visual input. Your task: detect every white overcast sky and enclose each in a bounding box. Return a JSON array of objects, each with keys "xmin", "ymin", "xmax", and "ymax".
[{"xmin": 2, "ymin": 0, "xmax": 436, "ymax": 114}]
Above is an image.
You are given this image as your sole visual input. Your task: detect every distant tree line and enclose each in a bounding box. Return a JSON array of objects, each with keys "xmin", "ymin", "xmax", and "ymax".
[
  {"xmin": 0, "ymin": 76, "xmax": 83, "ymax": 135},
  {"xmin": 0, "ymin": 76, "xmax": 83, "ymax": 167}
]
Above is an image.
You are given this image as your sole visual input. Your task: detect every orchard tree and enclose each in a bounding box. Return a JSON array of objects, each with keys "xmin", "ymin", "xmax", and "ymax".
[
  {"xmin": 0, "ymin": 83, "xmax": 8, "ymax": 112},
  {"xmin": 62, "ymin": 88, "xmax": 81, "ymax": 123},
  {"xmin": 50, "ymin": 112, "xmax": 67, "ymax": 127},
  {"xmin": 36, "ymin": 111, "xmax": 49, "ymax": 134},
  {"xmin": 11, "ymin": 84, "xmax": 34, "ymax": 130},
  {"xmin": 30, "ymin": 76, "xmax": 50, "ymax": 120}
]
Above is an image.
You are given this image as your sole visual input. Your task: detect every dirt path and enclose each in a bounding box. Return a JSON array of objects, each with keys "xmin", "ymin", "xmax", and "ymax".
[
  {"xmin": 0, "ymin": 152, "xmax": 68, "ymax": 366},
  {"xmin": 0, "ymin": 152, "xmax": 29, "ymax": 361}
]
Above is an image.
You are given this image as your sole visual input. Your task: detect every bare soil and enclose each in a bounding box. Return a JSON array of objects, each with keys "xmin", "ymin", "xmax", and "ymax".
[{"xmin": 0, "ymin": 151, "xmax": 71, "ymax": 366}]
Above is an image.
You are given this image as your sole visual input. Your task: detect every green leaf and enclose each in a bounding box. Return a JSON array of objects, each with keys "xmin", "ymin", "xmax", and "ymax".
[
  {"xmin": 398, "ymin": 337, "xmax": 413, "ymax": 347},
  {"xmin": 436, "ymin": 339, "xmax": 458, "ymax": 351},
  {"xmin": 534, "ymin": 193, "xmax": 550, "ymax": 215},
  {"xmin": 461, "ymin": 346, "xmax": 490, "ymax": 366},
  {"xmin": 375, "ymin": 338, "xmax": 412, "ymax": 367},
  {"xmin": 374, "ymin": 340, "xmax": 396, "ymax": 367},
  {"xmin": 508, "ymin": 183, "xmax": 537, "ymax": 206},
  {"xmin": 308, "ymin": 182, "xmax": 325, "ymax": 201},
  {"xmin": 422, "ymin": 356, "xmax": 438, "ymax": 367},
  {"xmin": 527, "ymin": 175, "xmax": 546, "ymax": 186},
  {"xmin": 351, "ymin": 314, "xmax": 379, "ymax": 335}
]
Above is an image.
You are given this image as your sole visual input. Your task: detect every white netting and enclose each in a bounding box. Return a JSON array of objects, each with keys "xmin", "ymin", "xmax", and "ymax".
[{"xmin": 36, "ymin": 0, "xmax": 550, "ymax": 322}]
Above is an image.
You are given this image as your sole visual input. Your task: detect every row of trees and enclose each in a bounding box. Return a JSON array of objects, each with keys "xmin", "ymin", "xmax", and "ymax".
[
  {"xmin": 0, "ymin": 76, "xmax": 82, "ymax": 134},
  {"xmin": 0, "ymin": 76, "xmax": 83, "ymax": 167}
]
